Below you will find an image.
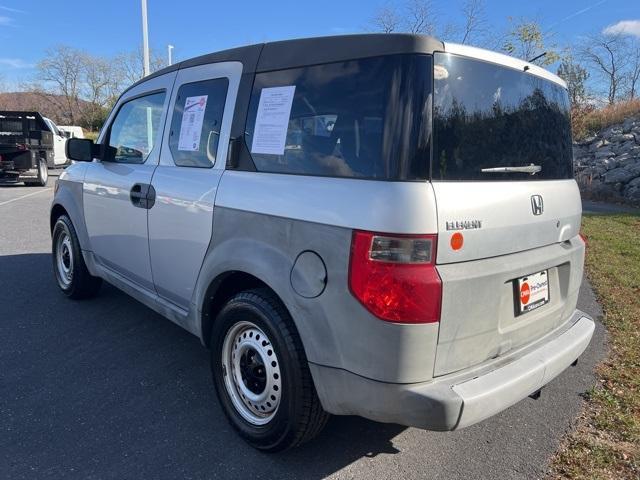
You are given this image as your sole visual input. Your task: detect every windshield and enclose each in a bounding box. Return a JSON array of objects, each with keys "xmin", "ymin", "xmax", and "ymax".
[{"xmin": 432, "ymin": 53, "xmax": 573, "ymax": 181}]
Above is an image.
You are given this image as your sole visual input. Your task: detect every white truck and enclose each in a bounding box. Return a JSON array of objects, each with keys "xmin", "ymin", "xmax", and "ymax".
[
  {"xmin": 42, "ymin": 116, "xmax": 69, "ymax": 166},
  {"xmin": 59, "ymin": 126, "xmax": 85, "ymax": 140},
  {"xmin": 0, "ymin": 111, "xmax": 68, "ymax": 186}
]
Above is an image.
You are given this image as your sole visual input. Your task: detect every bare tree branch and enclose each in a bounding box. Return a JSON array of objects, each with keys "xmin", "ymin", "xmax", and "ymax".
[
  {"xmin": 369, "ymin": 0, "xmax": 439, "ymax": 36},
  {"xmin": 625, "ymin": 39, "xmax": 640, "ymax": 99},
  {"xmin": 113, "ymin": 47, "xmax": 167, "ymax": 87},
  {"xmin": 579, "ymin": 33, "xmax": 629, "ymax": 105},
  {"xmin": 460, "ymin": 0, "xmax": 487, "ymax": 45},
  {"xmin": 404, "ymin": 0, "xmax": 438, "ymax": 35},
  {"xmin": 35, "ymin": 45, "xmax": 83, "ymax": 124},
  {"xmin": 371, "ymin": 2, "xmax": 401, "ymax": 33}
]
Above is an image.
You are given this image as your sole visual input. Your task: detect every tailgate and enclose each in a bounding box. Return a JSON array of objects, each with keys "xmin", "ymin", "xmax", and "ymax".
[
  {"xmin": 434, "ymin": 237, "xmax": 585, "ymax": 375},
  {"xmin": 432, "ymin": 181, "xmax": 584, "ymax": 376},
  {"xmin": 434, "ymin": 180, "xmax": 582, "ymax": 264}
]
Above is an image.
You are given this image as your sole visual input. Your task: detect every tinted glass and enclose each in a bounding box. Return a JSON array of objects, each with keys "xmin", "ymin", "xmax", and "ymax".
[
  {"xmin": 433, "ymin": 53, "xmax": 573, "ymax": 181},
  {"xmin": 245, "ymin": 54, "xmax": 433, "ymax": 180},
  {"xmin": 169, "ymin": 78, "xmax": 229, "ymax": 168},
  {"xmin": 107, "ymin": 92, "xmax": 166, "ymax": 164}
]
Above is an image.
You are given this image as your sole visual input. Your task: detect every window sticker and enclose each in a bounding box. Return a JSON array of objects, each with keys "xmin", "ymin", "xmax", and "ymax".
[
  {"xmin": 251, "ymin": 86, "xmax": 296, "ymax": 155},
  {"xmin": 178, "ymin": 95, "xmax": 208, "ymax": 151}
]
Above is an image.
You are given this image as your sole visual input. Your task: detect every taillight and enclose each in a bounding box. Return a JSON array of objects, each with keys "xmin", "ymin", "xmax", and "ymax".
[
  {"xmin": 348, "ymin": 231, "xmax": 442, "ymax": 324},
  {"xmin": 579, "ymin": 232, "xmax": 588, "ymax": 248}
]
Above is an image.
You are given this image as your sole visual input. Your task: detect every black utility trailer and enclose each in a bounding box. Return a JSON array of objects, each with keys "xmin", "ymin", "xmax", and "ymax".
[{"xmin": 0, "ymin": 111, "xmax": 54, "ymax": 186}]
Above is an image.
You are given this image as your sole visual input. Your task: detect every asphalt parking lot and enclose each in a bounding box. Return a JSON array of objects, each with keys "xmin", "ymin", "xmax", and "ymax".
[{"xmin": 0, "ymin": 172, "xmax": 607, "ymax": 480}]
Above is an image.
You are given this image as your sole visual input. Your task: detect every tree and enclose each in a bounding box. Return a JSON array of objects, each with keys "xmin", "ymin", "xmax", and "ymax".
[
  {"xmin": 502, "ymin": 18, "xmax": 560, "ymax": 66},
  {"xmin": 80, "ymin": 54, "xmax": 118, "ymax": 129},
  {"xmin": 113, "ymin": 47, "xmax": 167, "ymax": 88},
  {"xmin": 30, "ymin": 46, "xmax": 125, "ymax": 127},
  {"xmin": 35, "ymin": 45, "xmax": 84, "ymax": 124},
  {"xmin": 625, "ymin": 39, "xmax": 640, "ymax": 99},
  {"xmin": 370, "ymin": 0, "xmax": 439, "ymax": 35},
  {"xmin": 25, "ymin": 44, "xmax": 168, "ymax": 129},
  {"xmin": 459, "ymin": 0, "xmax": 487, "ymax": 45},
  {"xmin": 404, "ymin": 0, "xmax": 438, "ymax": 35},
  {"xmin": 371, "ymin": 2, "xmax": 401, "ymax": 33},
  {"xmin": 579, "ymin": 33, "xmax": 628, "ymax": 105},
  {"xmin": 557, "ymin": 58, "xmax": 589, "ymax": 106}
]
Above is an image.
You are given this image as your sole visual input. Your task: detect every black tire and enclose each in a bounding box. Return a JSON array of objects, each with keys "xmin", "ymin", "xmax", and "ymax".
[
  {"xmin": 52, "ymin": 214, "xmax": 102, "ymax": 299},
  {"xmin": 211, "ymin": 288, "xmax": 329, "ymax": 452},
  {"xmin": 25, "ymin": 158, "xmax": 48, "ymax": 187}
]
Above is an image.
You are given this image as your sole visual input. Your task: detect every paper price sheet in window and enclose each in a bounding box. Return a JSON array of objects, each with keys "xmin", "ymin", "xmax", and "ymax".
[{"xmin": 178, "ymin": 95, "xmax": 208, "ymax": 151}]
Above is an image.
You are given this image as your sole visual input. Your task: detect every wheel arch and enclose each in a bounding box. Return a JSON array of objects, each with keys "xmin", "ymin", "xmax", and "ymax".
[
  {"xmin": 200, "ymin": 270, "xmax": 282, "ymax": 349},
  {"xmin": 193, "ymin": 230, "xmax": 335, "ymax": 370},
  {"xmin": 49, "ymin": 180, "xmax": 91, "ymax": 252},
  {"xmin": 50, "ymin": 203, "xmax": 68, "ymax": 232}
]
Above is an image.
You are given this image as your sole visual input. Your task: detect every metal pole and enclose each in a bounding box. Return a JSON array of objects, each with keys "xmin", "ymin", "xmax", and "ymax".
[
  {"xmin": 141, "ymin": 0, "xmax": 150, "ymax": 77},
  {"xmin": 168, "ymin": 44, "xmax": 174, "ymax": 66}
]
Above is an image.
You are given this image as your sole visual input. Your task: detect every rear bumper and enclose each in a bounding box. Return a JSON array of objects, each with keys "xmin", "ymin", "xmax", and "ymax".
[
  {"xmin": 310, "ymin": 309, "xmax": 595, "ymax": 430},
  {"xmin": 0, "ymin": 151, "xmax": 37, "ymax": 172}
]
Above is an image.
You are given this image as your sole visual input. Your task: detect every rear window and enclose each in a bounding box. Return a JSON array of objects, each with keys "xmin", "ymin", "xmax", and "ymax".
[
  {"xmin": 245, "ymin": 54, "xmax": 433, "ymax": 180},
  {"xmin": 432, "ymin": 53, "xmax": 573, "ymax": 181}
]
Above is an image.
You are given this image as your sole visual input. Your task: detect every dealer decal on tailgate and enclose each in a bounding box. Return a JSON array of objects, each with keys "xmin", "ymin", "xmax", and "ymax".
[{"xmin": 516, "ymin": 270, "xmax": 550, "ymax": 315}]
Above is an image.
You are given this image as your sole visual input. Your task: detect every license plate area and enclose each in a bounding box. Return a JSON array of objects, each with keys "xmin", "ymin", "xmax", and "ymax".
[{"xmin": 514, "ymin": 270, "xmax": 550, "ymax": 316}]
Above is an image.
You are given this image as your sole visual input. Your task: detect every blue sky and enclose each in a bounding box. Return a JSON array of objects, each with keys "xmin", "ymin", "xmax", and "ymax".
[{"xmin": 0, "ymin": 0, "xmax": 638, "ymax": 87}]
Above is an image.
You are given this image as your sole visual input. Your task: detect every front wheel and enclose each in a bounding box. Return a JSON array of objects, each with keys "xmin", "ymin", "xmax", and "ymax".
[
  {"xmin": 52, "ymin": 215, "xmax": 102, "ymax": 299},
  {"xmin": 211, "ymin": 289, "xmax": 329, "ymax": 451}
]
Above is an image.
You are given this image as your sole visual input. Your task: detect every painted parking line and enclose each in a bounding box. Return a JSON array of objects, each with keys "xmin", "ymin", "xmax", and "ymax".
[{"xmin": 0, "ymin": 188, "xmax": 52, "ymax": 207}]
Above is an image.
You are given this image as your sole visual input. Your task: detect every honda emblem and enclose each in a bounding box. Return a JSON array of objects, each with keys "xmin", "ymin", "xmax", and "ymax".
[{"xmin": 531, "ymin": 195, "xmax": 544, "ymax": 216}]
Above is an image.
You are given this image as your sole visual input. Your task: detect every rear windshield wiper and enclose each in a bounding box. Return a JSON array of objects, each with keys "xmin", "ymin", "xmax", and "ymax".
[{"xmin": 480, "ymin": 164, "xmax": 541, "ymax": 175}]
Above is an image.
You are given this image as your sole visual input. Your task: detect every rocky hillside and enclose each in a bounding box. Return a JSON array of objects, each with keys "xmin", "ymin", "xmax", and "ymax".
[{"xmin": 573, "ymin": 115, "xmax": 640, "ymax": 205}]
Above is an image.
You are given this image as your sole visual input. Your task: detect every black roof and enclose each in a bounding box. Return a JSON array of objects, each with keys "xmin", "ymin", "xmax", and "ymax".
[{"xmin": 125, "ymin": 33, "xmax": 443, "ymax": 93}]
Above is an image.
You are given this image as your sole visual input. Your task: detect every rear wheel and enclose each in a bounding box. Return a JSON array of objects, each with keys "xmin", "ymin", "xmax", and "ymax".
[
  {"xmin": 211, "ymin": 289, "xmax": 329, "ymax": 451},
  {"xmin": 25, "ymin": 158, "xmax": 48, "ymax": 187},
  {"xmin": 52, "ymin": 215, "xmax": 102, "ymax": 299}
]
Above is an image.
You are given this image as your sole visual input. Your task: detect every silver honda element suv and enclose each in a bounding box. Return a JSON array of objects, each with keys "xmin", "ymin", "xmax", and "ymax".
[{"xmin": 52, "ymin": 34, "xmax": 594, "ymax": 451}]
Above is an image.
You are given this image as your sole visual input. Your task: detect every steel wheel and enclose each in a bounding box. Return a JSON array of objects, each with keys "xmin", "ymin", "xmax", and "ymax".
[
  {"xmin": 221, "ymin": 320, "xmax": 282, "ymax": 425},
  {"xmin": 39, "ymin": 160, "xmax": 48, "ymax": 184},
  {"xmin": 55, "ymin": 226, "xmax": 73, "ymax": 288}
]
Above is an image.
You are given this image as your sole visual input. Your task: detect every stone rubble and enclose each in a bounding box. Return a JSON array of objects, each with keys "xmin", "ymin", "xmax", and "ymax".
[{"xmin": 573, "ymin": 115, "xmax": 640, "ymax": 205}]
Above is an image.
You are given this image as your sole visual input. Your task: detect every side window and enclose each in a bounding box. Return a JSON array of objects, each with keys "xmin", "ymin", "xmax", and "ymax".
[
  {"xmin": 107, "ymin": 92, "xmax": 166, "ymax": 164},
  {"xmin": 168, "ymin": 78, "xmax": 229, "ymax": 168},
  {"xmin": 243, "ymin": 55, "xmax": 432, "ymax": 180}
]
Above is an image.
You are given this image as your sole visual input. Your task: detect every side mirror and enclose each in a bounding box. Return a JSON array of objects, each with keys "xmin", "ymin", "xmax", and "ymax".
[{"xmin": 66, "ymin": 138, "xmax": 96, "ymax": 162}]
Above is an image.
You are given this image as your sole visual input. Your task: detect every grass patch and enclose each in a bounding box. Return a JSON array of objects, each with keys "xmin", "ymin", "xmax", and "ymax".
[
  {"xmin": 549, "ymin": 214, "xmax": 640, "ymax": 479},
  {"xmin": 572, "ymin": 99, "xmax": 640, "ymax": 141}
]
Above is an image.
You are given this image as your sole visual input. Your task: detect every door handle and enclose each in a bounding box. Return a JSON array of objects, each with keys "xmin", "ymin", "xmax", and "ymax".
[{"xmin": 130, "ymin": 183, "xmax": 156, "ymax": 209}]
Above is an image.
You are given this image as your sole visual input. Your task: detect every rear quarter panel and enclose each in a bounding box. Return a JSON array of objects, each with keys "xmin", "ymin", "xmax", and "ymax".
[{"xmin": 195, "ymin": 172, "xmax": 442, "ymax": 383}]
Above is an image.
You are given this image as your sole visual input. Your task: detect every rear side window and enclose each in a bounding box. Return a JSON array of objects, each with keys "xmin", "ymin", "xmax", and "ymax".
[
  {"xmin": 433, "ymin": 53, "xmax": 573, "ymax": 181},
  {"xmin": 107, "ymin": 92, "xmax": 166, "ymax": 164},
  {"xmin": 244, "ymin": 55, "xmax": 433, "ymax": 180},
  {"xmin": 169, "ymin": 78, "xmax": 229, "ymax": 168}
]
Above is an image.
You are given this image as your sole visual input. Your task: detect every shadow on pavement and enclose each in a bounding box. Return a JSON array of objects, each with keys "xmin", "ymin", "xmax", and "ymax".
[{"xmin": 0, "ymin": 253, "xmax": 405, "ymax": 479}]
